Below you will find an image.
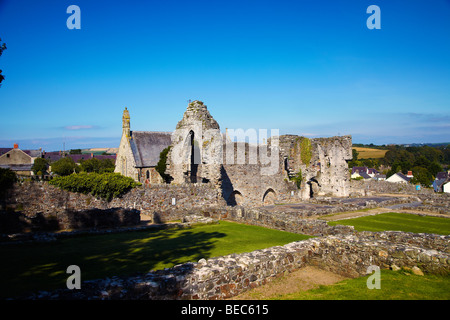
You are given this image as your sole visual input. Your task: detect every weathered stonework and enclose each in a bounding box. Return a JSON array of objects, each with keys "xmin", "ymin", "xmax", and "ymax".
[
  {"xmin": 1, "ymin": 181, "xmax": 225, "ymax": 233},
  {"xmin": 165, "ymin": 101, "xmax": 352, "ymax": 207},
  {"xmin": 19, "ymin": 231, "xmax": 450, "ymax": 300},
  {"xmin": 166, "ymin": 100, "xmax": 222, "ymax": 185},
  {"xmin": 278, "ymin": 134, "xmax": 353, "ymax": 199}
]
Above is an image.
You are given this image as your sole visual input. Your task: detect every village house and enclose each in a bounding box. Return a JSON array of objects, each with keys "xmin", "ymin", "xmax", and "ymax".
[
  {"xmin": 0, "ymin": 144, "xmax": 42, "ymax": 176},
  {"xmin": 351, "ymin": 166, "xmax": 381, "ymax": 180},
  {"xmin": 432, "ymin": 171, "xmax": 450, "ymax": 193},
  {"xmin": 386, "ymin": 171, "xmax": 412, "ymax": 184},
  {"xmin": 443, "ymin": 181, "xmax": 450, "ymax": 193}
]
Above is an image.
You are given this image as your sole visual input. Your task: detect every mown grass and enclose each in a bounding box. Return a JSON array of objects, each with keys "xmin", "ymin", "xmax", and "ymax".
[
  {"xmin": 327, "ymin": 212, "xmax": 450, "ymax": 235},
  {"xmin": 277, "ymin": 269, "xmax": 450, "ymax": 300},
  {"xmin": 0, "ymin": 221, "xmax": 311, "ymax": 299}
]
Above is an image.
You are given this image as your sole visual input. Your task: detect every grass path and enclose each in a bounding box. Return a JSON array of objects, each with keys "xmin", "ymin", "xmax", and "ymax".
[
  {"xmin": 327, "ymin": 212, "xmax": 450, "ymax": 234},
  {"xmin": 231, "ymin": 268, "xmax": 450, "ymax": 300}
]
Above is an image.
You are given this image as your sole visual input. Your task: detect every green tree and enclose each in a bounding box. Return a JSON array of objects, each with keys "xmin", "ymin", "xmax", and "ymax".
[
  {"xmin": 0, "ymin": 168, "xmax": 16, "ymax": 197},
  {"xmin": 290, "ymin": 170, "xmax": 303, "ymax": 189},
  {"xmin": 51, "ymin": 157, "xmax": 78, "ymax": 176},
  {"xmin": 352, "ymin": 149, "xmax": 359, "ymax": 161},
  {"xmin": 155, "ymin": 146, "xmax": 171, "ymax": 183},
  {"xmin": 0, "ymin": 37, "xmax": 6, "ymax": 86},
  {"xmin": 411, "ymin": 166, "xmax": 433, "ymax": 187},
  {"xmin": 428, "ymin": 162, "xmax": 443, "ymax": 177},
  {"xmin": 32, "ymin": 158, "xmax": 49, "ymax": 176},
  {"xmin": 80, "ymin": 158, "xmax": 115, "ymax": 173}
]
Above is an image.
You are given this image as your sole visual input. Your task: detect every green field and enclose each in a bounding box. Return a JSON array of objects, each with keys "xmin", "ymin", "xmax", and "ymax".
[
  {"xmin": 353, "ymin": 147, "xmax": 388, "ymax": 159},
  {"xmin": 328, "ymin": 212, "xmax": 450, "ymax": 235},
  {"xmin": 277, "ymin": 269, "xmax": 450, "ymax": 300},
  {"xmin": 0, "ymin": 221, "xmax": 311, "ymax": 299}
]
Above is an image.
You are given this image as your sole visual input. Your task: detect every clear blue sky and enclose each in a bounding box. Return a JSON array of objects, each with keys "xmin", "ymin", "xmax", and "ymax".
[{"xmin": 0, "ymin": 0, "xmax": 449, "ymax": 151}]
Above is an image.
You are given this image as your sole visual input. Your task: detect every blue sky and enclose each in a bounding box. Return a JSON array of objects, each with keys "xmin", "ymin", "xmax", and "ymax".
[{"xmin": 0, "ymin": 0, "xmax": 449, "ymax": 151}]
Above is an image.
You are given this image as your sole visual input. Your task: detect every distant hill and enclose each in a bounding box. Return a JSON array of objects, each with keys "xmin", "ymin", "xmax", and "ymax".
[
  {"xmin": 399, "ymin": 142, "xmax": 450, "ymax": 147},
  {"xmin": 82, "ymin": 148, "xmax": 118, "ymax": 155}
]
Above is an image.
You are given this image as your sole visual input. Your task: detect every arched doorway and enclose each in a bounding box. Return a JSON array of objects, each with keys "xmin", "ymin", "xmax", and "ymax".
[
  {"xmin": 262, "ymin": 188, "xmax": 276, "ymax": 205},
  {"xmin": 227, "ymin": 190, "xmax": 243, "ymax": 206}
]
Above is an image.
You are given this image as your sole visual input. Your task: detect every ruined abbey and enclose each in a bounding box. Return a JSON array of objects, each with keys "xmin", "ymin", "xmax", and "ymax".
[{"xmin": 115, "ymin": 100, "xmax": 353, "ymax": 206}]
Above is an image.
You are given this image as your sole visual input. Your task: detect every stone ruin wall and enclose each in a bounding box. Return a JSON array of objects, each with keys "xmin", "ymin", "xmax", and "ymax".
[
  {"xmin": 164, "ymin": 101, "xmax": 353, "ymax": 205},
  {"xmin": 3, "ymin": 181, "xmax": 449, "ymax": 299},
  {"xmin": 1, "ymin": 181, "xmax": 225, "ymax": 233},
  {"xmin": 22, "ymin": 230, "xmax": 450, "ymax": 300},
  {"xmin": 219, "ymin": 141, "xmax": 297, "ymax": 207},
  {"xmin": 278, "ymin": 134, "xmax": 353, "ymax": 200}
]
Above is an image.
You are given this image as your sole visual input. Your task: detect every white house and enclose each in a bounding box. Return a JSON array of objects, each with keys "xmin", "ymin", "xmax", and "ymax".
[
  {"xmin": 386, "ymin": 172, "xmax": 411, "ymax": 184},
  {"xmin": 444, "ymin": 182, "xmax": 450, "ymax": 193}
]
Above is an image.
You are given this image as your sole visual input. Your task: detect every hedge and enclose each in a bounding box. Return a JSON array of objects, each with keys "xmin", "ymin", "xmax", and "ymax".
[{"xmin": 48, "ymin": 172, "xmax": 141, "ymax": 201}]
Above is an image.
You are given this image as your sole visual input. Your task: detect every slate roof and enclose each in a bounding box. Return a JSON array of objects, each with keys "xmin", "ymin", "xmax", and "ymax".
[
  {"xmin": 352, "ymin": 166, "xmax": 368, "ymax": 174},
  {"xmin": 42, "ymin": 152, "xmax": 116, "ymax": 163},
  {"xmin": 0, "ymin": 148, "xmax": 42, "ymax": 158},
  {"xmin": 129, "ymin": 131, "xmax": 172, "ymax": 168},
  {"xmin": 436, "ymin": 171, "xmax": 449, "ymax": 181},
  {"xmin": 395, "ymin": 172, "xmax": 411, "ymax": 182},
  {"xmin": 0, "ymin": 148, "xmax": 11, "ymax": 156},
  {"xmin": 359, "ymin": 172, "xmax": 371, "ymax": 179},
  {"xmin": 0, "ymin": 164, "xmax": 33, "ymax": 171}
]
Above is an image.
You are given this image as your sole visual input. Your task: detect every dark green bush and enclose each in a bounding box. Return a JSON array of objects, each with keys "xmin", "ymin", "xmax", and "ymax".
[
  {"xmin": 48, "ymin": 172, "xmax": 141, "ymax": 201},
  {"xmin": 0, "ymin": 168, "xmax": 16, "ymax": 197}
]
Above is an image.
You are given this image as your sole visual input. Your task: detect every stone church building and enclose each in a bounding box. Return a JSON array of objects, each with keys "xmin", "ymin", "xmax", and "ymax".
[
  {"xmin": 114, "ymin": 107, "xmax": 172, "ymax": 184},
  {"xmin": 115, "ymin": 101, "xmax": 352, "ymax": 206}
]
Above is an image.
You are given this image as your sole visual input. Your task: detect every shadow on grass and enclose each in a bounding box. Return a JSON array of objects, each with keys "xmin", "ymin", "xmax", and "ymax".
[{"xmin": 0, "ymin": 226, "xmax": 226, "ymax": 299}]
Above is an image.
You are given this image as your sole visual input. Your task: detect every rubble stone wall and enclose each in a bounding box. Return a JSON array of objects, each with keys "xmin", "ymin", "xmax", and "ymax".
[
  {"xmin": 24, "ymin": 231, "xmax": 450, "ymax": 300},
  {"xmin": 1, "ymin": 181, "xmax": 225, "ymax": 232}
]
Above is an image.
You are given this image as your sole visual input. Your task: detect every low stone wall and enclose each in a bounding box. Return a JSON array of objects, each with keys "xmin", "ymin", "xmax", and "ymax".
[
  {"xmin": 1, "ymin": 181, "xmax": 225, "ymax": 233},
  {"xmin": 350, "ymin": 180, "xmax": 434, "ymax": 196},
  {"xmin": 23, "ymin": 231, "xmax": 450, "ymax": 300},
  {"xmin": 0, "ymin": 207, "xmax": 140, "ymax": 235}
]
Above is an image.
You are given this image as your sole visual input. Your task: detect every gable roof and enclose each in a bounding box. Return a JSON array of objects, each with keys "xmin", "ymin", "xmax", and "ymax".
[
  {"xmin": 129, "ymin": 131, "xmax": 172, "ymax": 167},
  {"xmin": 436, "ymin": 171, "xmax": 449, "ymax": 180},
  {"xmin": 395, "ymin": 172, "xmax": 411, "ymax": 182},
  {"xmin": 352, "ymin": 166, "xmax": 368, "ymax": 174}
]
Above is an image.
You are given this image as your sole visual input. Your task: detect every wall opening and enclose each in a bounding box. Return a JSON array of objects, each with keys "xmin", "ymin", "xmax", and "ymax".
[
  {"xmin": 262, "ymin": 188, "xmax": 276, "ymax": 206},
  {"xmin": 188, "ymin": 130, "xmax": 200, "ymax": 183},
  {"xmin": 227, "ymin": 190, "xmax": 243, "ymax": 206}
]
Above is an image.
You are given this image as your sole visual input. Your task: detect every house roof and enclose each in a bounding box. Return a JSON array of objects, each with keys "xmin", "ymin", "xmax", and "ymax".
[
  {"xmin": 352, "ymin": 166, "xmax": 368, "ymax": 174},
  {"xmin": 434, "ymin": 178, "xmax": 447, "ymax": 188},
  {"xmin": 23, "ymin": 149, "xmax": 42, "ymax": 158},
  {"xmin": 0, "ymin": 148, "xmax": 11, "ymax": 156},
  {"xmin": 0, "ymin": 147, "xmax": 42, "ymax": 158},
  {"xmin": 42, "ymin": 152, "xmax": 116, "ymax": 163},
  {"xmin": 129, "ymin": 131, "xmax": 172, "ymax": 168},
  {"xmin": 0, "ymin": 164, "xmax": 33, "ymax": 171},
  {"xmin": 436, "ymin": 171, "xmax": 449, "ymax": 180},
  {"xmin": 395, "ymin": 172, "xmax": 411, "ymax": 182},
  {"xmin": 359, "ymin": 172, "xmax": 371, "ymax": 179}
]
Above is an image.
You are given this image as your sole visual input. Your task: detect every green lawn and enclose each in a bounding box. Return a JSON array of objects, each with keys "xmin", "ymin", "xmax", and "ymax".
[
  {"xmin": 277, "ymin": 269, "xmax": 450, "ymax": 300},
  {"xmin": 327, "ymin": 212, "xmax": 450, "ymax": 235},
  {"xmin": 0, "ymin": 221, "xmax": 311, "ymax": 299}
]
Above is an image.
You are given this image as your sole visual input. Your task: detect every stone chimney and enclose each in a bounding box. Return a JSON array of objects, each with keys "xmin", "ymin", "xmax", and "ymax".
[{"xmin": 122, "ymin": 107, "xmax": 131, "ymax": 139}]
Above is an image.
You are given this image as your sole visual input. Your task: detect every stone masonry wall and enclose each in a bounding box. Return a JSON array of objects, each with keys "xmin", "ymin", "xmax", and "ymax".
[
  {"xmin": 23, "ymin": 231, "xmax": 450, "ymax": 300},
  {"xmin": 2, "ymin": 181, "xmax": 225, "ymax": 232}
]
